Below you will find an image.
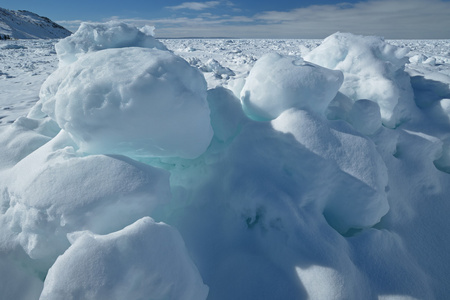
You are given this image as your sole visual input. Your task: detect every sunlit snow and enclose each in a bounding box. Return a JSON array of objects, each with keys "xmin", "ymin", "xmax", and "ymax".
[{"xmin": 1, "ymin": 21, "xmax": 450, "ymax": 299}]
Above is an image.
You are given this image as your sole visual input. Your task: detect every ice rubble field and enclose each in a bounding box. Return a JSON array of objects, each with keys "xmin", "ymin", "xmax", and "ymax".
[{"xmin": 1, "ymin": 22, "xmax": 450, "ymax": 300}]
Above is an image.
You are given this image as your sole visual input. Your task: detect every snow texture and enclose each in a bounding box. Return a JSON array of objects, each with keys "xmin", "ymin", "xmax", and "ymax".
[
  {"xmin": 1, "ymin": 21, "xmax": 450, "ymax": 300},
  {"xmin": 55, "ymin": 21, "xmax": 167, "ymax": 66},
  {"xmin": 0, "ymin": 129, "xmax": 171, "ymax": 262},
  {"xmin": 272, "ymin": 108, "xmax": 389, "ymax": 233},
  {"xmin": 305, "ymin": 32, "xmax": 416, "ymax": 128},
  {"xmin": 40, "ymin": 217, "xmax": 208, "ymax": 300},
  {"xmin": 240, "ymin": 52, "xmax": 343, "ymax": 120},
  {"xmin": 39, "ymin": 46, "xmax": 213, "ymax": 159}
]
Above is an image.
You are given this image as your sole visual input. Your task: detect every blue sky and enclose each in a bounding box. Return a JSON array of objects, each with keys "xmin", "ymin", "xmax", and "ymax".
[{"xmin": 2, "ymin": 0, "xmax": 450, "ymax": 38}]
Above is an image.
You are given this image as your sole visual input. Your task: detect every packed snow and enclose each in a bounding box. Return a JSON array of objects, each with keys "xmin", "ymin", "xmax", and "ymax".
[
  {"xmin": 41, "ymin": 217, "xmax": 208, "ymax": 300},
  {"xmin": 38, "ymin": 47, "xmax": 212, "ymax": 159},
  {"xmin": 240, "ymin": 53, "xmax": 343, "ymax": 120},
  {"xmin": 1, "ymin": 21, "xmax": 450, "ymax": 299}
]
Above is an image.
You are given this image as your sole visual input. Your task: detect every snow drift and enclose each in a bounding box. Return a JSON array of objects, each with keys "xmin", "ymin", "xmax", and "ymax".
[
  {"xmin": 305, "ymin": 32, "xmax": 416, "ymax": 128},
  {"xmin": 40, "ymin": 217, "xmax": 208, "ymax": 300},
  {"xmin": 0, "ymin": 22, "xmax": 450, "ymax": 300}
]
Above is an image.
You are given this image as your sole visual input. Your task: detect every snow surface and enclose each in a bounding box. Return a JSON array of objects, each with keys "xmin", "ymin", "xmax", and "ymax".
[
  {"xmin": 1, "ymin": 22, "xmax": 450, "ymax": 299},
  {"xmin": 40, "ymin": 217, "xmax": 208, "ymax": 300},
  {"xmin": 38, "ymin": 48, "xmax": 212, "ymax": 159},
  {"xmin": 54, "ymin": 21, "xmax": 166, "ymax": 66},
  {"xmin": 240, "ymin": 52, "xmax": 343, "ymax": 120}
]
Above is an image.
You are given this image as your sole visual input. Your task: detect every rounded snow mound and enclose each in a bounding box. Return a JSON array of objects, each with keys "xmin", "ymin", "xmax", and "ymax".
[
  {"xmin": 56, "ymin": 21, "xmax": 167, "ymax": 66},
  {"xmin": 0, "ymin": 131, "xmax": 171, "ymax": 260},
  {"xmin": 40, "ymin": 47, "xmax": 213, "ymax": 159},
  {"xmin": 305, "ymin": 32, "xmax": 415, "ymax": 128},
  {"xmin": 40, "ymin": 217, "xmax": 209, "ymax": 300},
  {"xmin": 240, "ymin": 53, "xmax": 343, "ymax": 120}
]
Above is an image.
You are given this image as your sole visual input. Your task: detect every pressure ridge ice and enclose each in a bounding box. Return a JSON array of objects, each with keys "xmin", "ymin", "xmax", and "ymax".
[
  {"xmin": 39, "ymin": 47, "xmax": 213, "ymax": 159},
  {"xmin": 1, "ymin": 22, "xmax": 450, "ymax": 299},
  {"xmin": 240, "ymin": 52, "xmax": 344, "ymax": 120},
  {"xmin": 38, "ymin": 21, "xmax": 213, "ymax": 159},
  {"xmin": 304, "ymin": 32, "xmax": 416, "ymax": 128}
]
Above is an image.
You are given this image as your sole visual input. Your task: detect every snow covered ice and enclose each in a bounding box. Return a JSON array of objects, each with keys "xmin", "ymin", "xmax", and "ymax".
[
  {"xmin": 35, "ymin": 21, "xmax": 213, "ymax": 159},
  {"xmin": 1, "ymin": 22, "xmax": 450, "ymax": 299},
  {"xmin": 40, "ymin": 217, "xmax": 208, "ymax": 300},
  {"xmin": 38, "ymin": 47, "xmax": 212, "ymax": 159},
  {"xmin": 240, "ymin": 52, "xmax": 343, "ymax": 120},
  {"xmin": 305, "ymin": 32, "xmax": 417, "ymax": 128},
  {"xmin": 54, "ymin": 21, "xmax": 166, "ymax": 66}
]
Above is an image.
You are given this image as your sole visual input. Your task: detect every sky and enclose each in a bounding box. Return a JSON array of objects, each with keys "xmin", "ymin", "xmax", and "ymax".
[{"xmin": 2, "ymin": 0, "xmax": 450, "ymax": 38}]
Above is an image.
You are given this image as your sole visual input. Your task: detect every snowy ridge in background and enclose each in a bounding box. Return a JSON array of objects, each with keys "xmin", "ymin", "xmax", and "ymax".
[{"xmin": 0, "ymin": 7, "xmax": 71, "ymax": 39}]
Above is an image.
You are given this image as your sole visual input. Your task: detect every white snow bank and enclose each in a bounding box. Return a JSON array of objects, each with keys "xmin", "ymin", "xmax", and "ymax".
[
  {"xmin": 240, "ymin": 53, "xmax": 343, "ymax": 120},
  {"xmin": 55, "ymin": 21, "xmax": 167, "ymax": 66},
  {"xmin": 272, "ymin": 109, "xmax": 389, "ymax": 232},
  {"xmin": 39, "ymin": 47, "xmax": 213, "ymax": 159},
  {"xmin": 0, "ymin": 117, "xmax": 59, "ymax": 169},
  {"xmin": 296, "ymin": 265, "xmax": 368, "ymax": 300},
  {"xmin": 305, "ymin": 32, "xmax": 415, "ymax": 128},
  {"xmin": 0, "ymin": 130, "xmax": 171, "ymax": 260},
  {"xmin": 40, "ymin": 217, "xmax": 208, "ymax": 300}
]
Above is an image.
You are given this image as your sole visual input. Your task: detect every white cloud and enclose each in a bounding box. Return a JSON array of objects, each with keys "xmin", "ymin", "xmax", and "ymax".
[
  {"xmin": 166, "ymin": 1, "xmax": 221, "ymax": 11},
  {"xmin": 251, "ymin": 0, "xmax": 450, "ymax": 38},
  {"xmin": 59, "ymin": 0, "xmax": 450, "ymax": 38},
  {"xmin": 55, "ymin": 20, "xmax": 86, "ymax": 32},
  {"xmin": 156, "ymin": 0, "xmax": 450, "ymax": 38}
]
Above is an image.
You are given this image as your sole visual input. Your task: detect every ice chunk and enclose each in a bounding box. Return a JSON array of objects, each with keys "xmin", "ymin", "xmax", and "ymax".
[
  {"xmin": 40, "ymin": 217, "xmax": 208, "ymax": 300},
  {"xmin": 55, "ymin": 21, "xmax": 167, "ymax": 66},
  {"xmin": 139, "ymin": 25, "xmax": 155, "ymax": 37},
  {"xmin": 0, "ymin": 131, "xmax": 171, "ymax": 260},
  {"xmin": 200, "ymin": 59, "xmax": 235, "ymax": 77},
  {"xmin": 409, "ymin": 54, "xmax": 427, "ymax": 64},
  {"xmin": 40, "ymin": 47, "xmax": 213, "ymax": 159},
  {"xmin": 424, "ymin": 57, "xmax": 436, "ymax": 66},
  {"xmin": 305, "ymin": 32, "xmax": 415, "ymax": 128},
  {"xmin": 207, "ymin": 87, "xmax": 248, "ymax": 142},
  {"xmin": 240, "ymin": 53, "xmax": 343, "ymax": 120}
]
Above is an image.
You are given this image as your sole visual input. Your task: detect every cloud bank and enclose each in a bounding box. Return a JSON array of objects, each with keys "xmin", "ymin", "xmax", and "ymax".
[
  {"xmin": 59, "ymin": 0, "xmax": 450, "ymax": 38},
  {"xmin": 166, "ymin": 1, "xmax": 221, "ymax": 11}
]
